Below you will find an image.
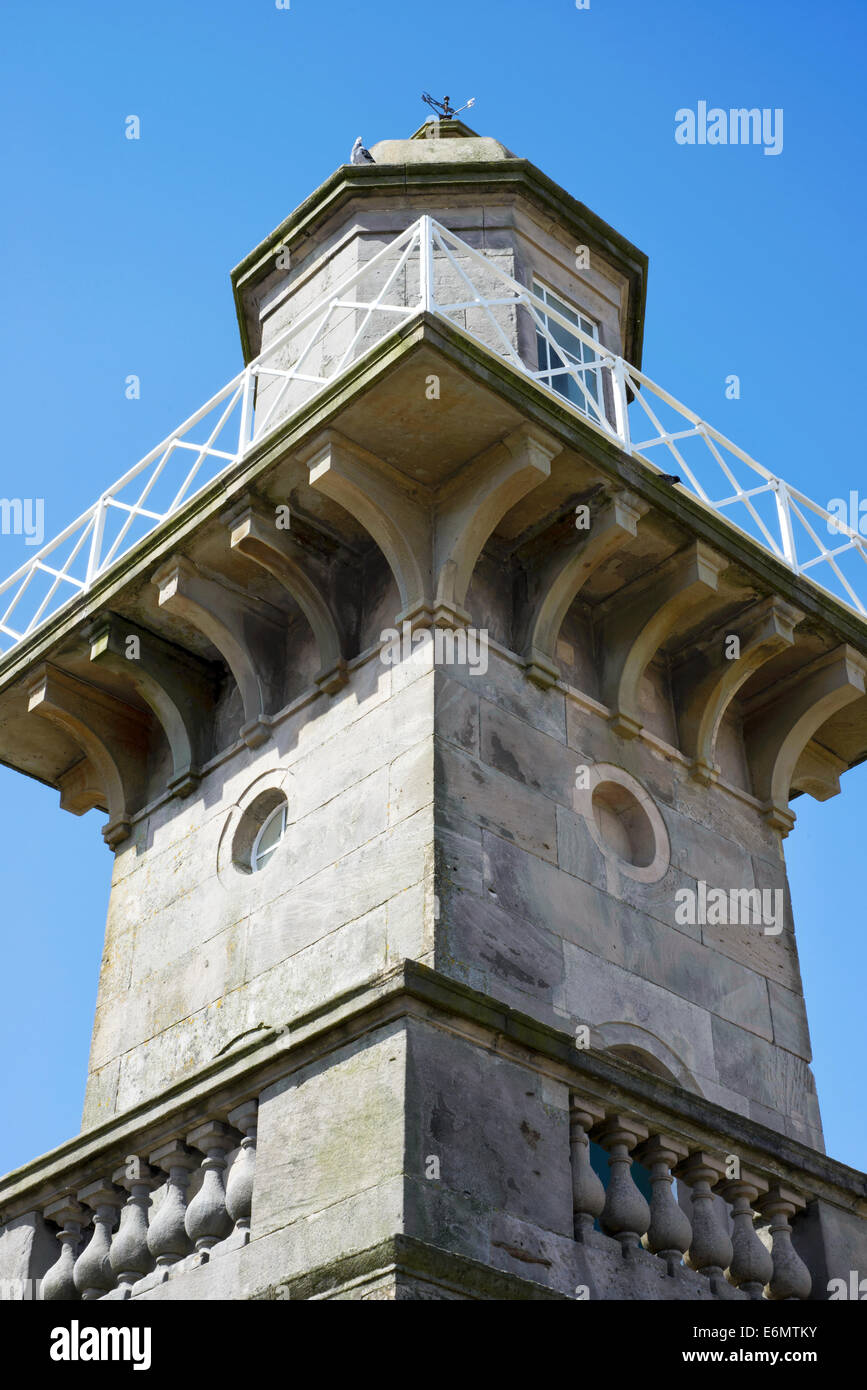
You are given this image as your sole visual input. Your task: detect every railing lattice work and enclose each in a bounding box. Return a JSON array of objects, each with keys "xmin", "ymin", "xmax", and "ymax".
[{"xmin": 2, "ymin": 215, "xmax": 865, "ymax": 654}]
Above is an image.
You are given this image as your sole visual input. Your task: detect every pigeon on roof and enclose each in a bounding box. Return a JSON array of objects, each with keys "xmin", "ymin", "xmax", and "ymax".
[{"xmin": 351, "ymin": 137, "xmax": 375, "ymax": 165}]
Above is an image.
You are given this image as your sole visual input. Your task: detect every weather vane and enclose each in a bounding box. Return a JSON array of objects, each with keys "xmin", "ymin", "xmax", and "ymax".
[{"xmin": 421, "ymin": 92, "xmax": 476, "ymax": 122}]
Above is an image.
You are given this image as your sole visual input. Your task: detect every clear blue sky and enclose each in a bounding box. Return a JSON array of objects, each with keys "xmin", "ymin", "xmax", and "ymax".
[{"xmin": 0, "ymin": 0, "xmax": 864, "ymax": 1175}]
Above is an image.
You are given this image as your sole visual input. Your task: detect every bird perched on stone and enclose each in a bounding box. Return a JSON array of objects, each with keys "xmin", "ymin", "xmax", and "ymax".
[
  {"xmin": 658, "ymin": 473, "xmax": 681, "ymax": 486},
  {"xmin": 351, "ymin": 137, "xmax": 375, "ymax": 165}
]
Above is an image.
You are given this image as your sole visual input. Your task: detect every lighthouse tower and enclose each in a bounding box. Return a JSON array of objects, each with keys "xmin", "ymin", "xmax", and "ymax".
[{"xmin": 0, "ymin": 121, "xmax": 866, "ymax": 1302}]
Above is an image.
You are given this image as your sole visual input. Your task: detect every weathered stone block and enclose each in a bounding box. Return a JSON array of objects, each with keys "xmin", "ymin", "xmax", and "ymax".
[
  {"xmin": 711, "ymin": 1014, "xmax": 823, "ymax": 1143},
  {"xmin": 253, "ymin": 1028, "xmax": 407, "ymax": 1241},
  {"xmin": 404, "ymin": 1019, "xmax": 572, "ymax": 1239},
  {"xmin": 438, "ymin": 880, "xmax": 566, "ymax": 1016},
  {"xmin": 768, "ymin": 980, "xmax": 813, "ymax": 1060},
  {"xmin": 436, "ymin": 741, "xmax": 558, "ymax": 864},
  {"xmin": 556, "ymin": 940, "xmax": 718, "ymax": 1090},
  {"xmin": 480, "ymin": 698, "xmax": 578, "ymax": 806}
]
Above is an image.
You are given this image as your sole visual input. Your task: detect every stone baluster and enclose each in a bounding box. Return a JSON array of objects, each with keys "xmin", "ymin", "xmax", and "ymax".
[
  {"xmin": 73, "ymin": 1180, "xmax": 125, "ymax": 1300},
  {"xmin": 756, "ymin": 1185, "xmax": 811, "ymax": 1300},
  {"xmin": 678, "ymin": 1151, "xmax": 734, "ymax": 1294},
  {"xmin": 569, "ymin": 1097, "xmax": 605, "ymax": 1241},
  {"xmin": 109, "ymin": 1161, "xmax": 160, "ymax": 1296},
  {"xmin": 185, "ymin": 1121, "xmax": 235, "ymax": 1255},
  {"xmin": 146, "ymin": 1141, "xmax": 198, "ymax": 1271},
  {"xmin": 225, "ymin": 1101, "xmax": 258, "ymax": 1242},
  {"xmin": 718, "ymin": 1170, "xmax": 773, "ymax": 1299},
  {"xmin": 42, "ymin": 1197, "xmax": 88, "ymax": 1301},
  {"xmin": 636, "ymin": 1134, "xmax": 692, "ymax": 1274},
  {"xmin": 594, "ymin": 1114, "xmax": 650, "ymax": 1252}
]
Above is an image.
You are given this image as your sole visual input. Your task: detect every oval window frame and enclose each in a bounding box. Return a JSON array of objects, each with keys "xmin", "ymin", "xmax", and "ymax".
[{"xmin": 575, "ymin": 762, "xmax": 670, "ymax": 883}]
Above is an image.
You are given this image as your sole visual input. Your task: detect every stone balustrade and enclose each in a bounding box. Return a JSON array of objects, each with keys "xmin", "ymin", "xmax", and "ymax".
[
  {"xmin": 569, "ymin": 1095, "xmax": 812, "ymax": 1300},
  {"xmin": 38, "ymin": 1100, "xmax": 258, "ymax": 1301},
  {"xmin": 33, "ymin": 1081, "xmax": 814, "ymax": 1302},
  {"xmin": 1, "ymin": 966, "xmax": 861, "ymax": 1302}
]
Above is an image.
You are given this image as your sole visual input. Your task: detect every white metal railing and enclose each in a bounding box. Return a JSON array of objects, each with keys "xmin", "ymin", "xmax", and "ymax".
[{"xmin": 1, "ymin": 215, "xmax": 865, "ymax": 655}]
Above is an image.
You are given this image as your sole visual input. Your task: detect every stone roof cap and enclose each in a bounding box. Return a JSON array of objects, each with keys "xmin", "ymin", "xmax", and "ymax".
[{"xmin": 370, "ymin": 120, "xmax": 517, "ymax": 164}]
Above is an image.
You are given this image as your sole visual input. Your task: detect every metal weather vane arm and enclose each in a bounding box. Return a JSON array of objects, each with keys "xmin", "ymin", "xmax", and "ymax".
[{"xmin": 421, "ymin": 92, "xmax": 476, "ymax": 121}]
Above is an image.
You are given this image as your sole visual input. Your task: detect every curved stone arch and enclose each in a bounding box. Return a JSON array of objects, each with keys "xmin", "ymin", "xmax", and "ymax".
[
  {"xmin": 600, "ymin": 541, "xmax": 727, "ymax": 739},
  {"xmin": 433, "ymin": 423, "xmax": 559, "ymax": 619},
  {"xmin": 745, "ymin": 644, "xmax": 867, "ymax": 832},
  {"xmin": 47, "ymin": 719, "xmax": 126, "ymax": 840},
  {"xmin": 677, "ymin": 597, "xmax": 803, "ymax": 785},
  {"xmin": 594, "ymin": 1021, "xmax": 704, "ymax": 1096},
  {"xmin": 303, "ymin": 432, "xmax": 431, "ymax": 618},
  {"xmin": 88, "ymin": 612, "xmax": 220, "ymax": 798},
  {"xmin": 226, "ymin": 501, "xmax": 347, "ymax": 693},
  {"xmin": 302, "ymin": 425, "xmax": 557, "ymax": 632},
  {"xmin": 522, "ymin": 491, "xmax": 647, "ymax": 688},
  {"xmin": 768, "ymin": 691, "xmax": 862, "ymax": 812},
  {"xmin": 152, "ymin": 556, "xmax": 283, "ymax": 750}
]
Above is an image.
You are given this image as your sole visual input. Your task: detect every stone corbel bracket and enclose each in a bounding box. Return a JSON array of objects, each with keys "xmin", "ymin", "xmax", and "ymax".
[
  {"xmin": 152, "ymin": 556, "xmax": 284, "ymax": 750},
  {"xmin": 57, "ymin": 757, "xmax": 108, "ymax": 817},
  {"xmin": 301, "ymin": 424, "xmax": 558, "ymax": 633},
  {"xmin": 432, "ymin": 422, "xmax": 561, "ymax": 627},
  {"xmin": 226, "ymin": 499, "xmax": 348, "ymax": 695},
  {"xmin": 744, "ymin": 644, "xmax": 867, "ymax": 834},
  {"xmin": 791, "ymin": 740, "xmax": 848, "ymax": 803},
  {"xmin": 87, "ymin": 613, "xmax": 220, "ymax": 798},
  {"xmin": 599, "ymin": 540, "xmax": 729, "ymax": 740},
  {"xmin": 675, "ymin": 596, "xmax": 804, "ymax": 786},
  {"xmin": 521, "ymin": 490, "xmax": 648, "ymax": 689},
  {"xmin": 27, "ymin": 663, "xmax": 151, "ymax": 847},
  {"xmin": 301, "ymin": 430, "xmax": 433, "ymax": 625}
]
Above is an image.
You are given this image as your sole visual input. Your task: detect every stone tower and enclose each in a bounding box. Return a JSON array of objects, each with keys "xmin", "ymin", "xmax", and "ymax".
[{"xmin": 1, "ymin": 121, "xmax": 866, "ymax": 1302}]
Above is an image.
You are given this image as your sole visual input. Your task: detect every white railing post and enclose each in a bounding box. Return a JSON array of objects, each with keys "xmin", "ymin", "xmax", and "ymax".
[
  {"xmin": 419, "ymin": 215, "xmax": 434, "ymax": 313},
  {"xmin": 85, "ymin": 497, "xmax": 107, "ymax": 589},
  {"xmin": 238, "ymin": 367, "xmax": 255, "ymax": 454},
  {"xmin": 773, "ymin": 480, "xmax": 798, "ymax": 571},
  {"xmin": 612, "ymin": 356, "xmax": 632, "ymax": 452}
]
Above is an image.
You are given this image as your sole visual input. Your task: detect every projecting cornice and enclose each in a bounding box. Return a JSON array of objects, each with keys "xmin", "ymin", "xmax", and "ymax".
[
  {"xmin": 0, "ymin": 322, "xmax": 866, "ymax": 826},
  {"xmin": 1, "ymin": 320, "xmax": 866, "ymax": 708}
]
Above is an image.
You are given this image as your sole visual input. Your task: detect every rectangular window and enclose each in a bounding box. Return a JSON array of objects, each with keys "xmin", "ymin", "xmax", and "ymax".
[{"xmin": 533, "ymin": 281, "xmax": 602, "ymax": 418}]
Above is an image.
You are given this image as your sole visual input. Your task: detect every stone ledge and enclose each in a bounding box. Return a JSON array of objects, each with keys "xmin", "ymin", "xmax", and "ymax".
[
  {"xmin": 1, "ymin": 960, "xmax": 864, "ymax": 1223},
  {"xmin": 254, "ymin": 1235, "xmax": 570, "ymax": 1302}
]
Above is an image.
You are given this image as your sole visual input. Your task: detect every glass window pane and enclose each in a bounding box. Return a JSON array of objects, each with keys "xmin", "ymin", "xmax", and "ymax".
[
  {"xmin": 254, "ymin": 805, "xmax": 287, "ymax": 870},
  {"xmin": 549, "ymin": 319, "xmax": 583, "ymax": 359},
  {"xmin": 532, "ymin": 281, "xmax": 600, "ymax": 419},
  {"xmin": 545, "ymin": 286, "xmax": 580, "ymax": 331}
]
